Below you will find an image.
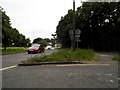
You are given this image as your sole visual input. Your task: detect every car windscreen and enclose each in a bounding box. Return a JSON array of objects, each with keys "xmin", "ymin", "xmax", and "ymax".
[{"xmin": 31, "ymin": 45, "xmax": 39, "ymax": 48}]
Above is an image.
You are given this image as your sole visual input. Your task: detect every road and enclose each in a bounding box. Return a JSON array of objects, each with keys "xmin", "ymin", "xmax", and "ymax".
[
  {"xmin": 2, "ymin": 49, "xmax": 57, "ymax": 68},
  {"xmin": 1, "ymin": 50, "xmax": 119, "ymax": 88}
]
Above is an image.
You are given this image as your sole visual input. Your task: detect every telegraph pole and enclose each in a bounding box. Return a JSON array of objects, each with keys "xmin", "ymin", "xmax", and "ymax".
[{"xmin": 72, "ymin": 0, "xmax": 76, "ymax": 51}]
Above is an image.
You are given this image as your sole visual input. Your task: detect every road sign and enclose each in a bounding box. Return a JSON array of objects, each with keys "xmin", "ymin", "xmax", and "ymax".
[
  {"xmin": 75, "ymin": 37, "xmax": 81, "ymax": 42},
  {"xmin": 69, "ymin": 29, "xmax": 81, "ymax": 35},
  {"xmin": 75, "ymin": 29, "xmax": 81, "ymax": 35},
  {"xmin": 69, "ymin": 29, "xmax": 81, "ymax": 49},
  {"xmin": 75, "ymin": 35, "xmax": 80, "ymax": 37},
  {"xmin": 69, "ymin": 29, "xmax": 81, "ymax": 40},
  {"xmin": 75, "ymin": 39, "xmax": 81, "ymax": 42}
]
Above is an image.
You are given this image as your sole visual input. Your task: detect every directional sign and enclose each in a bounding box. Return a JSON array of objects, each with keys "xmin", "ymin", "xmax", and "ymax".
[
  {"xmin": 69, "ymin": 29, "xmax": 81, "ymax": 40},
  {"xmin": 75, "ymin": 35, "xmax": 80, "ymax": 38},
  {"xmin": 75, "ymin": 29, "xmax": 81, "ymax": 35},
  {"xmin": 75, "ymin": 37, "xmax": 81, "ymax": 42},
  {"xmin": 69, "ymin": 29, "xmax": 81, "ymax": 35},
  {"xmin": 75, "ymin": 39, "xmax": 81, "ymax": 42}
]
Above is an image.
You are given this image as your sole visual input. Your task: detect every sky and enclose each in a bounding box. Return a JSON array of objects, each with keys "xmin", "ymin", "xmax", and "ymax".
[{"xmin": 0, "ymin": 0, "xmax": 87, "ymax": 42}]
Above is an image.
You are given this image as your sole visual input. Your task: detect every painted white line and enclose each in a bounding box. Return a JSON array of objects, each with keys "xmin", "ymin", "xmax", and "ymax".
[
  {"xmin": 57, "ymin": 64, "xmax": 110, "ymax": 67},
  {"xmin": 100, "ymin": 55, "xmax": 109, "ymax": 57},
  {"xmin": 0, "ymin": 65, "xmax": 17, "ymax": 71},
  {"xmin": 118, "ymin": 78, "xmax": 120, "ymax": 80},
  {"xmin": 96, "ymin": 54, "xmax": 109, "ymax": 57}
]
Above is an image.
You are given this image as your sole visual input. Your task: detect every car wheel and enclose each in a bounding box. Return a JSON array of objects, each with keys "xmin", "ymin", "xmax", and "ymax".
[
  {"xmin": 37, "ymin": 50, "xmax": 41, "ymax": 53},
  {"xmin": 28, "ymin": 52, "xmax": 31, "ymax": 54},
  {"xmin": 42, "ymin": 50, "xmax": 44, "ymax": 53}
]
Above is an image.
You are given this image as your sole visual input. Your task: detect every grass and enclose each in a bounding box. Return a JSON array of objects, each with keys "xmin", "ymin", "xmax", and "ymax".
[
  {"xmin": 112, "ymin": 56, "xmax": 120, "ymax": 61},
  {"xmin": 23, "ymin": 49, "xmax": 96, "ymax": 63},
  {"xmin": 1, "ymin": 47, "xmax": 27, "ymax": 55}
]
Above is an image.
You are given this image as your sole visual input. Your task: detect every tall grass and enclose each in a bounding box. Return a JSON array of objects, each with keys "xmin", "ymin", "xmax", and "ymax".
[{"xmin": 27, "ymin": 49, "xmax": 96, "ymax": 62}]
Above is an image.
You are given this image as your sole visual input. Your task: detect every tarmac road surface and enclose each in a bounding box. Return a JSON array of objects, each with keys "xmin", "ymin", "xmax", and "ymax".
[
  {"xmin": 2, "ymin": 63, "xmax": 118, "ymax": 88},
  {"xmin": 2, "ymin": 49, "xmax": 57, "ymax": 68},
  {"xmin": 1, "ymin": 50, "xmax": 119, "ymax": 88}
]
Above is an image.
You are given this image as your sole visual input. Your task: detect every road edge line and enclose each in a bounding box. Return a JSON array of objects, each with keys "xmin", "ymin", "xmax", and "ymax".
[{"xmin": 0, "ymin": 65, "xmax": 17, "ymax": 71}]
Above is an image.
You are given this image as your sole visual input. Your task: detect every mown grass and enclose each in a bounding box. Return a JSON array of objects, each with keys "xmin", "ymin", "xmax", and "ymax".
[
  {"xmin": 1, "ymin": 47, "xmax": 27, "ymax": 55},
  {"xmin": 24, "ymin": 49, "xmax": 96, "ymax": 63}
]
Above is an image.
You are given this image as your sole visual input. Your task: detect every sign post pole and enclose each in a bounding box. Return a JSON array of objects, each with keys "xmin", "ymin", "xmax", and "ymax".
[{"xmin": 72, "ymin": 0, "xmax": 75, "ymax": 51}]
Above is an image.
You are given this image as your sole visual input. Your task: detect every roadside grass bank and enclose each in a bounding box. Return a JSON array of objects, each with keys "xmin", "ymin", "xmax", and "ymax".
[
  {"xmin": 112, "ymin": 56, "xmax": 120, "ymax": 61},
  {"xmin": 1, "ymin": 47, "xmax": 27, "ymax": 55},
  {"xmin": 21, "ymin": 49, "xmax": 96, "ymax": 64}
]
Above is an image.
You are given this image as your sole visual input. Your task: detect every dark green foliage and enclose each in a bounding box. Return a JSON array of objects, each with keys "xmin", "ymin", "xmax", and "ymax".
[
  {"xmin": 1, "ymin": 8, "xmax": 31, "ymax": 49},
  {"xmin": 56, "ymin": 10, "xmax": 73, "ymax": 48},
  {"xmin": 33, "ymin": 38, "xmax": 42, "ymax": 44},
  {"xmin": 56, "ymin": 2, "xmax": 120, "ymax": 51},
  {"xmin": 33, "ymin": 37, "xmax": 50, "ymax": 46}
]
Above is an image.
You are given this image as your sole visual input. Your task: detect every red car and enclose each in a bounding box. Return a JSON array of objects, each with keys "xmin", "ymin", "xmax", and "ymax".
[{"xmin": 27, "ymin": 44, "xmax": 45, "ymax": 54}]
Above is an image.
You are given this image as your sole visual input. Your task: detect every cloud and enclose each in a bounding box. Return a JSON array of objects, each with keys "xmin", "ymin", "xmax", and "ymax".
[{"xmin": 1, "ymin": 0, "xmax": 82, "ymax": 42}]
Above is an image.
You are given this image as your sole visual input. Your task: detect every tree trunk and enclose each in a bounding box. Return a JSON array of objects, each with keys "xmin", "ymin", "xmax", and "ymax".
[{"xmin": 4, "ymin": 44, "xmax": 6, "ymax": 50}]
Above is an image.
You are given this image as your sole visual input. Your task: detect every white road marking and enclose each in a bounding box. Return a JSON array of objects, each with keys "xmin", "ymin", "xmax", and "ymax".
[
  {"xmin": 0, "ymin": 65, "xmax": 17, "ymax": 71},
  {"xmin": 100, "ymin": 55, "xmax": 109, "ymax": 57},
  {"xmin": 96, "ymin": 54, "xmax": 109, "ymax": 57},
  {"xmin": 105, "ymin": 74, "xmax": 112, "ymax": 76},
  {"xmin": 57, "ymin": 64, "xmax": 110, "ymax": 67},
  {"xmin": 109, "ymin": 80, "xmax": 114, "ymax": 83},
  {"xmin": 118, "ymin": 78, "xmax": 120, "ymax": 80}
]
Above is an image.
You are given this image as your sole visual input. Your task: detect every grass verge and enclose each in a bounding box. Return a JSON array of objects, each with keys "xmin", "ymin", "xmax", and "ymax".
[
  {"xmin": 22, "ymin": 49, "xmax": 96, "ymax": 63},
  {"xmin": 1, "ymin": 47, "xmax": 27, "ymax": 55},
  {"xmin": 112, "ymin": 56, "xmax": 120, "ymax": 61}
]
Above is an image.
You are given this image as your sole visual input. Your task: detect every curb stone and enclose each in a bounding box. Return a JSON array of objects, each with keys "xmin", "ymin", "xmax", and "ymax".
[{"xmin": 18, "ymin": 61, "xmax": 86, "ymax": 66}]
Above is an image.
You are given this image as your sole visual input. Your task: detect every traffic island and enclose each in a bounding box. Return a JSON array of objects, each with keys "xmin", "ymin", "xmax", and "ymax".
[{"xmin": 18, "ymin": 49, "xmax": 96, "ymax": 66}]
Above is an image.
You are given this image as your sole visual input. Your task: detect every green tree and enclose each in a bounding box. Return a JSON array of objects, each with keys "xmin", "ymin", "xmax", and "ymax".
[
  {"xmin": 26, "ymin": 38, "xmax": 31, "ymax": 47},
  {"xmin": 38, "ymin": 39, "xmax": 48, "ymax": 46},
  {"xmin": 56, "ymin": 9, "xmax": 73, "ymax": 48},
  {"xmin": 1, "ymin": 9, "xmax": 12, "ymax": 49},
  {"xmin": 33, "ymin": 37, "xmax": 48, "ymax": 46},
  {"xmin": 56, "ymin": 2, "xmax": 120, "ymax": 51},
  {"xmin": 78, "ymin": 2, "xmax": 120, "ymax": 51},
  {"xmin": 33, "ymin": 38, "xmax": 42, "ymax": 44},
  {"xmin": 44, "ymin": 38, "xmax": 51, "ymax": 42},
  {"xmin": 1, "ymin": 8, "xmax": 31, "ymax": 49}
]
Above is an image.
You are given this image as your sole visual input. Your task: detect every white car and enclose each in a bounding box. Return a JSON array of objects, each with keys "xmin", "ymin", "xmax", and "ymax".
[{"xmin": 45, "ymin": 45, "xmax": 54, "ymax": 50}]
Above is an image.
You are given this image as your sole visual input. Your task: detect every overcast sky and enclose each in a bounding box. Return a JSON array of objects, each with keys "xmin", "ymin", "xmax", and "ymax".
[{"xmin": 1, "ymin": 0, "xmax": 86, "ymax": 42}]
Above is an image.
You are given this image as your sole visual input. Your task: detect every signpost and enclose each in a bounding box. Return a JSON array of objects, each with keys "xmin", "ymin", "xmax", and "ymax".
[
  {"xmin": 69, "ymin": 29, "xmax": 81, "ymax": 48},
  {"xmin": 75, "ymin": 29, "xmax": 81, "ymax": 35},
  {"xmin": 71, "ymin": 0, "xmax": 81, "ymax": 50},
  {"xmin": 72, "ymin": 0, "xmax": 75, "ymax": 51}
]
